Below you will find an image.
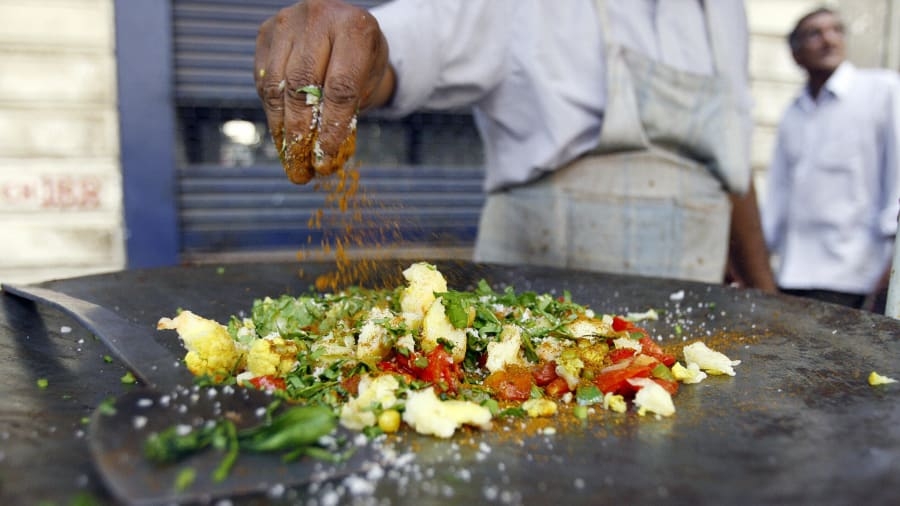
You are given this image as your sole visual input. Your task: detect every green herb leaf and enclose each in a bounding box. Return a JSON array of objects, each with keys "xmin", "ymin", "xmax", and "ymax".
[
  {"xmin": 36, "ymin": 378, "xmax": 49, "ymax": 389},
  {"xmin": 174, "ymin": 467, "xmax": 196, "ymax": 492},
  {"xmin": 121, "ymin": 371, "xmax": 137, "ymax": 384}
]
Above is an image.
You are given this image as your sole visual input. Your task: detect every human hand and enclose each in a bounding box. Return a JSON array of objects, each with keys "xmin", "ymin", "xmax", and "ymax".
[{"xmin": 254, "ymin": 0, "xmax": 391, "ymax": 183}]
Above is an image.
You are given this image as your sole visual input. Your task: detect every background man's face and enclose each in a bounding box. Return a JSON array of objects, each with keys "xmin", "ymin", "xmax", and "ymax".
[{"xmin": 792, "ymin": 11, "xmax": 846, "ymax": 74}]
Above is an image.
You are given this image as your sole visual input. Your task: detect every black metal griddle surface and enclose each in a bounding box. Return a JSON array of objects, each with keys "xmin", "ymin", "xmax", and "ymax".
[{"xmin": 1, "ymin": 260, "xmax": 899, "ymax": 505}]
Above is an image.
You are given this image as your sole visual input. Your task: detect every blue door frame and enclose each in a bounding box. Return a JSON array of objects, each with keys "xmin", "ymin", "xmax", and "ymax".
[{"xmin": 114, "ymin": 0, "xmax": 179, "ymax": 268}]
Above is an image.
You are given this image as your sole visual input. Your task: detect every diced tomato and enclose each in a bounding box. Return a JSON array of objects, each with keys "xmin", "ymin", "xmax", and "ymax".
[
  {"xmin": 652, "ymin": 378, "xmax": 680, "ymax": 395},
  {"xmin": 592, "ymin": 355, "xmax": 658, "ymax": 396},
  {"xmin": 608, "ymin": 347, "xmax": 636, "ymax": 363},
  {"xmin": 612, "ymin": 316, "xmax": 633, "ymax": 332},
  {"xmin": 639, "ymin": 337, "xmax": 676, "ymax": 367},
  {"xmin": 544, "ymin": 376, "xmax": 571, "ymax": 397},
  {"xmin": 485, "ymin": 365, "xmax": 534, "ymax": 401},
  {"xmin": 612, "ymin": 316, "xmax": 649, "ymax": 338},
  {"xmin": 417, "ymin": 345, "xmax": 461, "ymax": 394},
  {"xmin": 531, "ymin": 361, "xmax": 558, "ymax": 386},
  {"xmin": 248, "ymin": 375, "xmax": 286, "ymax": 392}
]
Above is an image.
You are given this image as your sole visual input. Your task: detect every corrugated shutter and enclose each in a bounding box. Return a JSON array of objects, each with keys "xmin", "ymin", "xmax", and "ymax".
[
  {"xmin": 171, "ymin": 0, "xmax": 485, "ymax": 257},
  {"xmin": 173, "ymin": 0, "xmax": 383, "ymax": 102}
]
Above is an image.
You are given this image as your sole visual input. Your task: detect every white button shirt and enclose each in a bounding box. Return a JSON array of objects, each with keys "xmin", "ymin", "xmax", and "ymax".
[
  {"xmin": 763, "ymin": 62, "xmax": 900, "ymax": 294},
  {"xmin": 370, "ymin": 0, "xmax": 750, "ymax": 192}
]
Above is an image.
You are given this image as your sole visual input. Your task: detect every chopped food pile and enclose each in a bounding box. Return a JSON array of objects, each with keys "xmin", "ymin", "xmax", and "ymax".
[{"xmin": 157, "ymin": 262, "xmax": 741, "ymax": 439}]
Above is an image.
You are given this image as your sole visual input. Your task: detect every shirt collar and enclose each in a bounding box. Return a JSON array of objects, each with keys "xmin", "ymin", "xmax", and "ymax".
[{"xmin": 795, "ymin": 61, "xmax": 856, "ymax": 110}]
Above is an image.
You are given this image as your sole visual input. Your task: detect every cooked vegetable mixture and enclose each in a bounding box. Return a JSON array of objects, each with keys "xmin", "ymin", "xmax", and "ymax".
[{"xmin": 157, "ymin": 262, "xmax": 740, "ymax": 438}]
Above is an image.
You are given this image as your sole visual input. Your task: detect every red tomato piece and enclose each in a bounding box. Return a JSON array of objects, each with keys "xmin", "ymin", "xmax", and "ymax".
[
  {"xmin": 417, "ymin": 345, "xmax": 461, "ymax": 394},
  {"xmin": 593, "ymin": 355, "xmax": 658, "ymax": 396},
  {"xmin": 544, "ymin": 377, "xmax": 571, "ymax": 397},
  {"xmin": 652, "ymin": 378, "xmax": 680, "ymax": 395},
  {"xmin": 608, "ymin": 348, "xmax": 636, "ymax": 363},
  {"xmin": 485, "ymin": 365, "xmax": 534, "ymax": 401},
  {"xmin": 611, "ymin": 316, "xmax": 633, "ymax": 332},
  {"xmin": 639, "ymin": 337, "xmax": 676, "ymax": 367},
  {"xmin": 248, "ymin": 375, "xmax": 286, "ymax": 392},
  {"xmin": 531, "ymin": 361, "xmax": 558, "ymax": 386}
]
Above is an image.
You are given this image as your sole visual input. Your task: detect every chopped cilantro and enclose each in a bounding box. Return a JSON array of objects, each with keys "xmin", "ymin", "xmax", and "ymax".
[
  {"xmin": 36, "ymin": 378, "xmax": 49, "ymax": 389},
  {"xmin": 174, "ymin": 467, "xmax": 196, "ymax": 491},
  {"xmin": 97, "ymin": 397, "xmax": 117, "ymax": 416},
  {"xmin": 120, "ymin": 371, "xmax": 137, "ymax": 384}
]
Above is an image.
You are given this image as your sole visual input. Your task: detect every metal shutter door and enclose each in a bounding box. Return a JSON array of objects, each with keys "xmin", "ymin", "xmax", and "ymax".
[{"xmin": 172, "ymin": 0, "xmax": 485, "ymax": 260}]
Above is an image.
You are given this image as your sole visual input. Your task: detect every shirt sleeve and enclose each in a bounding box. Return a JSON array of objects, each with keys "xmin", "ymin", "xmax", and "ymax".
[
  {"xmin": 878, "ymin": 74, "xmax": 900, "ymax": 238},
  {"xmin": 370, "ymin": 0, "xmax": 514, "ymax": 117},
  {"xmin": 704, "ymin": 0, "xmax": 754, "ymax": 186}
]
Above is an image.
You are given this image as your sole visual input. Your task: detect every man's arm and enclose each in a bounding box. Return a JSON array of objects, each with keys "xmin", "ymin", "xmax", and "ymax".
[{"xmin": 727, "ymin": 180, "xmax": 778, "ymax": 293}]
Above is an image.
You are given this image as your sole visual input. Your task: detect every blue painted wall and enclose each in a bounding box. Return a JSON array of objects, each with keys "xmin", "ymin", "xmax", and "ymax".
[{"xmin": 114, "ymin": 0, "xmax": 179, "ymax": 267}]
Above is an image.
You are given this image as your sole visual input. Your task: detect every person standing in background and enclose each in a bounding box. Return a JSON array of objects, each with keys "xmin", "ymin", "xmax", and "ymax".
[
  {"xmin": 255, "ymin": 0, "xmax": 776, "ymax": 292},
  {"xmin": 762, "ymin": 7, "xmax": 900, "ymax": 311}
]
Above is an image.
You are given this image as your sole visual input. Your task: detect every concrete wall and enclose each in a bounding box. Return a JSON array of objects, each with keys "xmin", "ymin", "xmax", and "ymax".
[
  {"xmin": 0, "ymin": 0, "xmax": 894, "ymax": 283},
  {"xmin": 0, "ymin": 0, "xmax": 124, "ymax": 284}
]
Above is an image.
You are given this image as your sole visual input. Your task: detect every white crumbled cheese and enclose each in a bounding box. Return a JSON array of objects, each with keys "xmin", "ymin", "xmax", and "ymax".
[
  {"xmin": 671, "ymin": 361, "xmax": 708, "ymax": 384},
  {"xmin": 669, "ymin": 290, "xmax": 685, "ymax": 302},
  {"xmin": 339, "ymin": 374, "xmax": 400, "ymax": 430},
  {"xmin": 683, "ymin": 342, "xmax": 740, "ymax": 376},
  {"xmin": 628, "ymin": 378, "xmax": 675, "ymax": 417},
  {"xmin": 485, "ymin": 325, "xmax": 524, "ymax": 373},
  {"xmin": 132, "ymin": 416, "xmax": 148, "ymax": 430},
  {"xmin": 402, "ymin": 387, "xmax": 492, "ymax": 438}
]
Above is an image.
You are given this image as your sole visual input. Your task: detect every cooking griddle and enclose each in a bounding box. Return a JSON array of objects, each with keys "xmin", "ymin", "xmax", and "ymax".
[{"xmin": 22, "ymin": 260, "xmax": 900, "ymax": 504}]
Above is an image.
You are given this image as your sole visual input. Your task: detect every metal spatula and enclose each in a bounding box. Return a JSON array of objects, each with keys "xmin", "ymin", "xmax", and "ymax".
[{"xmin": 2, "ymin": 284, "xmax": 379, "ymax": 505}]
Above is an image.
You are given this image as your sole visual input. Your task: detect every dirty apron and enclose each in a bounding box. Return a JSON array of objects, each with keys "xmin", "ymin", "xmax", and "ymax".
[{"xmin": 474, "ymin": 1, "xmax": 747, "ymax": 283}]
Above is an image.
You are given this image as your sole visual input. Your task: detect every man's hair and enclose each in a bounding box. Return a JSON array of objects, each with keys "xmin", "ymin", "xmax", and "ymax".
[{"xmin": 787, "ymin": 7, "xmax": 837, "ymax": 51}]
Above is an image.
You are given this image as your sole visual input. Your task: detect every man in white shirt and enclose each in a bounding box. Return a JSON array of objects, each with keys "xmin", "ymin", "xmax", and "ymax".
[
  {"xmin": 255, "ymin": 0, "xmax": 776, "ymax": 291},
  {"xmin": 762, "ymin": 8, "xmax": 900, "ymax": 310}
]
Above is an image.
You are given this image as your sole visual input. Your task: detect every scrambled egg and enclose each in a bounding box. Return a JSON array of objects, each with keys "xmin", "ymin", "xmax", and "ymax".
[
  {"xmin": 157, "ymin": 310, "xmax": 243, "ymax": 379},
  {"xmin": 402, "ymin": 387, "xmax": 492, "ymax": 438},
  {"xmin": 683, "ymin": 341, "xmax": 741, "ymax": 376},
  {"xmin": 522, "ymin": 398, "xmax": 558, "ymax": 417},
  {"xmin": 339, "ymin": 374, "xmax": 401, "ymax": 431},
  {"xmin": 399, "ymin": 262, "xmax": 447, "ymax": 329},
  {"xmin": 868, "ymin": 371, "xmax": 898, "ymax": 386},
  {"xmin": 246, "ymin": 336, "xmax": 299, "ymax": 377},
  {"xmin": 671, "ymin": 361, "xmax": 708, "ymax": 384},
  {"xmin": 629, "ymin": 378, "xmax": 675, "ymax": 417},
  {"xmin": 356, "ymin": 307, "xmax": 397, "ymax": 362},
  {"xmin": 485, "ymin": 324, "xmax": 524, "ymax": 373},
  {"xmin": 603, "ymin": 392, "xmax": 628, "ymax": 413},
  {"xmin": 421, "ymin": 297, "xmax": 467, "ymax": 363}
]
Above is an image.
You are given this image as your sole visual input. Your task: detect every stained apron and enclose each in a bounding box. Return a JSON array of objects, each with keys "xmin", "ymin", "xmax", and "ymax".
[{"xmin": 474, "ymin": 0, "xmax": 746, "ymax": 283}]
